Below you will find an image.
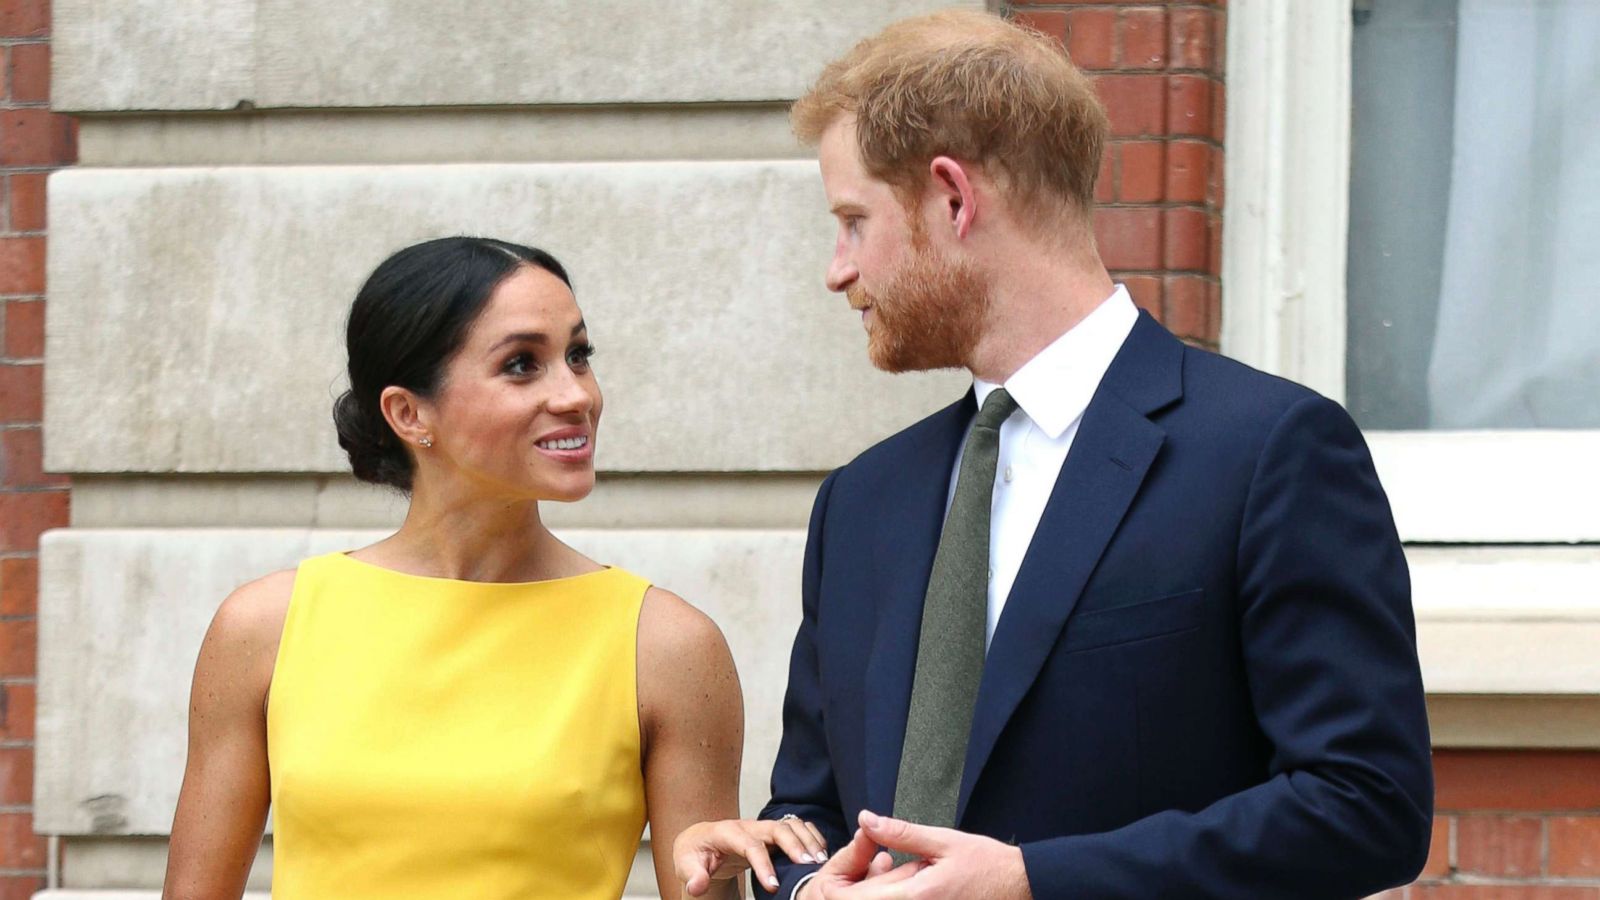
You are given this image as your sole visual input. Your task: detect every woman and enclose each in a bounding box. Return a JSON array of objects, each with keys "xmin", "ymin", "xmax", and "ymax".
[{"xmin": 163, "ymin": 237, "xmax": 827, "ymax": 899}]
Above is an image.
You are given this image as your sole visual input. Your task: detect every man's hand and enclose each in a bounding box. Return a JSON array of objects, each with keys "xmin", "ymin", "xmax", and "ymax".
[
  {"xmin": 802, "ymin": 810, "xmax": 1033, "ymax": 899},
  {"xmin": 797, "ymin": 824, "xmax": 923, "ymax": 899}
]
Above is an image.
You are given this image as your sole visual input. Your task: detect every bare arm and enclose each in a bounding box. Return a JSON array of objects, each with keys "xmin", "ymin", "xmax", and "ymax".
[
  {"xmin": 638, "ymin": 586, "xmax": 747, "ymax": 900},
  {"xmin": 162, "ymin": 571, "xmax": 293, "ymax": 900}
]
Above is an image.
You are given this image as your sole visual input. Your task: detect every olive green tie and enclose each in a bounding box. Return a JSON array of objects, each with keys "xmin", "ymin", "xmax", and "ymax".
[{"xmin": 892, "ymin": 388, "xmax": 1018, "ymax": 838}]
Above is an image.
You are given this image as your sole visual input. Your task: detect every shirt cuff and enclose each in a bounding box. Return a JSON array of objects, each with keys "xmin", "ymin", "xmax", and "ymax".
[{"xmin": 790, "ymin": 872, "xmax": 819, "ymax": 900}]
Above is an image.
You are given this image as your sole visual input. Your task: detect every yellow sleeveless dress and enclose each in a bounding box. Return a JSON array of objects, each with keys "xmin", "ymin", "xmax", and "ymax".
[{"xmin": 266, "ymin": 551, "xmax": 650, "ymax": 899}]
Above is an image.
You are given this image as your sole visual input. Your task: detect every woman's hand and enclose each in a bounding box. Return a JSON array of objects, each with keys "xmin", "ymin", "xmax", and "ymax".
[{"xmin": 674, "ymin": 817, "xmax": 831, "ymax": 895}]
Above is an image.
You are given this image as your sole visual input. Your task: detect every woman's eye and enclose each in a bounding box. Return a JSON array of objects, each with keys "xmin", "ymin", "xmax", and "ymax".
[
  {"xmin": 567, "ymin": 343, "xmax": 596, "ymax": 369},
  {"xmin": 503, "ymin": 353, "xmax": 534, "ymax": 376}
]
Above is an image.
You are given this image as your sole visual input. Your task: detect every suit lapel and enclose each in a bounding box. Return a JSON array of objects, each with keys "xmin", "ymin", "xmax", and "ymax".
[
  {"xmin": 863, "ymin": 391, "xmax": 974, "ymax": 817},
  {"xmin": 956, "ymin": 312, "xmax": 1184, "ymax": 822}
]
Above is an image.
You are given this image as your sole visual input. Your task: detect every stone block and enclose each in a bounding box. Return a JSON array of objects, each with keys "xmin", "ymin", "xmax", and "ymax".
[
  {"xmin": 44, "ymin": 162, "xmax": 967, "ymax": 474},
  {"xmin": 36, "ymin": 527, "xmax": 806, "ymax": 835},
  {"xmin": 53, "ymin": 0, "xmax": 982, "ymax": 111}
]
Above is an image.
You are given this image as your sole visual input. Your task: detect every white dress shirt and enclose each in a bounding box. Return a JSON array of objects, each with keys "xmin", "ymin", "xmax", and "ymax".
[
  {"xmin": 952, "ymin": 284, "xmax": 1139, "ymax": 648},
  {"xmin": 788, "ymin": 286, "xmax": 1137, "ymax": 896}
]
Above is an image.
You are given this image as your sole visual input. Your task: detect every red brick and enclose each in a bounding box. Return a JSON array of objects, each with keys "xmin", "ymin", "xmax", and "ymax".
[
  {"xmin": 1119, "ymin": 8, "xmax": 1167, "ymax": 70},
  {"xmin": 1549, "ymin": 816, "xmax": 1600, "ymax": 877},
  {"xmin": 1065, "ymin": 9, "xmax": 1116, "ymax": 71},
  {"xmin": 1121, "ymin": 275, "xmax": 1161, "ymax": 320},
  {"xmin": 1206, "ymin": 144, "xmax": 1225, "ymax": 208},
  {"xmin": 1167, "ymin": 75, "xmax": 1213, "ymax": 138},
  {"xmin": 1163, "ymin": 207, "xmax": 1208, "ymax": 271},
  {"xmin": 1014, "ymin": 10, "xmax": 1067, "ymax": 47},
  {"xmin": 1413, "ymin": 888, "xmax": 1600, "ymax": 900},
  {"xmin": 6, "ymin": 42, "xmax": 46, "ymax": 104},
  {"xmin": 0, "ymin": 683, "xmax": 35, "ymax": 740},
  {"xmin": 0, "ymin": 363, "xmax": 41, "ymax": 422},
  {"xmin": 1435, "ymin": 750, "xmax": 1600, "ymax": 811},
  {"xmin": 0, "ymin": 813, "xmax": 45, "ymax": 869},
  {"xmin": 0, "ymin": 109, "xmax": 76, "ymax": 167},
  {"xmin": 0, "ymin": 877, "xmax": 45, "ymax": 900},
  {"xmin": 1094, "ymin": 74, "xmax": 1165, "ymax": 138},
  {"xmin": 1368, "ymin": 891, "xmax": 1408, "ymax": 900},
  {"xmin": 1118, "ymin": 141, "xmax": 1164, "ymax": 203},
  {"xmin": 0, "ymin": 490, "xmax": 67, "ymax": 552},
  {"xmin": 6, "ymin": 173, "xmax": 46, "ymax": 232},
  {"xmin": 1163, "ymin": 275, "xmax": 1211, "ymax": 341},
  {"xmin": 1205, "ymin": 280, "xmax": 1221, "ymax": 343},
  {"xmin": 0, "ymin": 557, "xmax": 37, "ymax": 617},
  {"xmin": 1164, "ymin": 139, "xmax": 1209, "ymax": 203},
  {"xmin": 0, "ymin": 0, "xmax": 49, "ymax": 38},
  {"xmin": 0, "ymin": 618, "xmax": 35, "ymax": 677},
  {"xmin": 1094, "ymin": 207, "xmax": 1161, "ymax": 270},
  {"xmin": 1457, "ymin": 814, "xmax": 1543, "ymax": 877},
  {"xmin": 1207, "ymin": 212, "xmax": 1223, "ymax": 276},
  {"xmin": 1211, "ymin": 80, "xmax": 1227, "ymax": 143},
  {"xmin": 1169, "ymin": 8, "xmax": 1216, "ymax": 72},
  {"xmin": 1093, "ymin": 149, "xmax": 1114, "ymax": 204},
  {"xmin": 0, "ymin": 747, "xmax": 31, "ymax": 806},
  {"xmin": 3, "ymin": 300, "xmax": 43, "ymax": 358},
  {"xmin": 1420, "ymin": 816, "xmax": 1453, "ymax": 880},
  {"xmin": 2, "ymin": 428, "xmax": 63, "ymax": 488},
  {"xmin": 0, "ymin": 237, "xmax": 43, "ymax": 293}
]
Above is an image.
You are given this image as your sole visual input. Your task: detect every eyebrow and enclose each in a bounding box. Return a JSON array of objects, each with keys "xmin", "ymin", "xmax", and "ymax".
[
  {"xmin": 488, "ymin": 320, "xmax": 587, "ymax": 352},
  {"xmin": 829, "ymin": 202, "xmax": 866, "ymax": 217}
]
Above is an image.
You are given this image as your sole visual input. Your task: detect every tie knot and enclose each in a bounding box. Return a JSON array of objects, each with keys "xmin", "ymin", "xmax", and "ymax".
[{"xmin": 974, "ymin": 388, "xmax": 1018, "ymax": 431}]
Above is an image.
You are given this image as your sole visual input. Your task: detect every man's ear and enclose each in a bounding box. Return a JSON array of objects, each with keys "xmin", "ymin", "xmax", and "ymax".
[
  {"xmin": 928, "ymin": 156, "xmax": 978, "ymax": 239},
  {"xmin": 379, "ymin": 385, "xmax": 433, "ymax": 449}
]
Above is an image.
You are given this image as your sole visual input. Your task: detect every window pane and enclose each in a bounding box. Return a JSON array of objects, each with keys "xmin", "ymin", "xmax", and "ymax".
[{"xmin": 1347, "ymin": 0, "xmax": 1600, "ymax": 430}]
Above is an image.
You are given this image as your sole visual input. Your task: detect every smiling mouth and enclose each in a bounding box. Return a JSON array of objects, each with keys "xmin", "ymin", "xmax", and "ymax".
[{"xmin": 536, "ymin": 435, "xmax": 589, "ymax": 451}]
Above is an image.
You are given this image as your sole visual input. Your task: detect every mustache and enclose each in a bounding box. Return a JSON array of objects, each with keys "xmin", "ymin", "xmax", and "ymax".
[{"xmin": 846, "ymin": 284, "xmax": 873, "ymax": 310}]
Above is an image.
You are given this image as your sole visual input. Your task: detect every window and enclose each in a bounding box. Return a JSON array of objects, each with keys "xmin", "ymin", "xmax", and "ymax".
[{"xmin": 1223, "ymin": 0, "xmax": 1600, "ymax": 544}]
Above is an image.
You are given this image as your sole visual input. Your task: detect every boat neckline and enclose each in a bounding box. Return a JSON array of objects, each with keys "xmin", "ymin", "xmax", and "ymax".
[{"xmin": 331, "ymin": 550, "xmax": 615, "ymax": 588}]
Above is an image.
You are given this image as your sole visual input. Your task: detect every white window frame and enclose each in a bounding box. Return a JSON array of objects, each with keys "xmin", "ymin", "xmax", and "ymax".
[{"xmin": 1221, "ymin": 0, "xmax": 1600, "ymax": 544}]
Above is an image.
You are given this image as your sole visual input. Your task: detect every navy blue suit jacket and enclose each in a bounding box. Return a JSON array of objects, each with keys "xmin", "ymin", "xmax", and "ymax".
[{"xmin": 759, "ymin": 313, "xmax": 1433, "ymax": 898}]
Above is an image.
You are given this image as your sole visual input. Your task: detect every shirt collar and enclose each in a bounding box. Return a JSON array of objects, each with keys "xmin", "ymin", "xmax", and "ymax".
[{"xmin": 972, "ymin": 284, "xmax": 1139, "ymax": 439}]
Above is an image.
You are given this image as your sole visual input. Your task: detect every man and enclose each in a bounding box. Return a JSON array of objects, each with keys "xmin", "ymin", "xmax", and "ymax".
[{"xmin": 756, "ymin": 10, "xmax": 1434, "ymax": 899}]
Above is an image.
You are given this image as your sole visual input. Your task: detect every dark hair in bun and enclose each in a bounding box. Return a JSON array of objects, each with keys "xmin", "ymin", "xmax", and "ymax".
[{"xmin": 333, "ymin": 236, "xmax": 571, "ymax": 491}]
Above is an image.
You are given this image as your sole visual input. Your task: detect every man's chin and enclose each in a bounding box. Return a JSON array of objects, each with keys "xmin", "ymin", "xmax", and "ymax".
[{"xmin": 867, "ymin": 338, "xmax": 964, "ymax": 374}]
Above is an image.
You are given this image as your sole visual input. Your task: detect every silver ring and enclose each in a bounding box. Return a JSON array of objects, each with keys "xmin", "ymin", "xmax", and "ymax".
[{"xmin": 779, "ymin": 813, "xmax": 800, "ymax": 821}]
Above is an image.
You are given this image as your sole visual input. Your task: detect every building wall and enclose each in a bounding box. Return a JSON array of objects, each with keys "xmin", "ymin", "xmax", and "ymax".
[
  {"xmin": 5, "ymin": 1, "xmax": 1596, "ymax": 898},
  {"xmin": 2, "ymin": 0, "xmax": 74, "ymax": 894}
]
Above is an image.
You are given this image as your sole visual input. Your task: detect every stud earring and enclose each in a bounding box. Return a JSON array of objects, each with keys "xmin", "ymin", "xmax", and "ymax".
[{"xmin": 420, "ymin": 436, "xmax": 433, "ymax": 448}]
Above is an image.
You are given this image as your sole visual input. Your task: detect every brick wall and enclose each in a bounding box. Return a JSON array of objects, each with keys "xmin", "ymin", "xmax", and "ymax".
[
  {"xmin": 1375, "ymin": 751, "xmax": 1600, "ymax": 899},
  {"xmin": 1007, "ymin": 0, "xmax": 1225, "ymax": 349},
  {"xmin": 1, "ymin": 0, "xmax": 73, "ymax": 894}
]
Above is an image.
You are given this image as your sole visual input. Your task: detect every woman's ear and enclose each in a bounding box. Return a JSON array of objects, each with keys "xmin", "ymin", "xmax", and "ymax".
[
  {"xmin": 379, "ymin": 386, "xmax": 433, "ymax": 450},
  {"xmin": 928, "ymin": 156, "xmax": 978, "ymax": 239}
]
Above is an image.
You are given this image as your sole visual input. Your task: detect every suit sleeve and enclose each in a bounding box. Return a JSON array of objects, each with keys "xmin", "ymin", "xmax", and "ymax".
[
  {"xmin": 1018, "ymin": 394, "xmax": 1434, "ymax": 899},
  {"xmin": 756, "ymin": 469, "xmax": 851, "ymax": 897}
]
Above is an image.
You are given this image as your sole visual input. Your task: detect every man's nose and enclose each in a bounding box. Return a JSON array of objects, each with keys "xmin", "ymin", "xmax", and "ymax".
[{"xmin": 825, "ymin": 254, "xmax": 858, "ymax": 293}]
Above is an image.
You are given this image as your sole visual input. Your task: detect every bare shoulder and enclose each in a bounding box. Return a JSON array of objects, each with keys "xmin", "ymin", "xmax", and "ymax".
[
  {"xmin": 637, "ymin": 585, "xmax": 729, "ymax": 662},
  {"xmin": 196, "ymin": 568, "xmax": 297, "ymax": 691},
  {"xmin": 209, "ymin": 569, "xmax": 296, "ymax": 648},
  {"xmin": 636, "ymin": 586, "xmax": 741, "ymax": 728}
]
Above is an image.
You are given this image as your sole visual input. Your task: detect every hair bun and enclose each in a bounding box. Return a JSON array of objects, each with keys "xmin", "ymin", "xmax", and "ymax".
[{"xmin": 332, "ymin": 389, "xmax": 412, "ymax": 491}]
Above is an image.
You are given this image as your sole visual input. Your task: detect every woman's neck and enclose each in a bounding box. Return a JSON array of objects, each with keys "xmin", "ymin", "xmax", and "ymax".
[{"xmin": 366, "ymin": 480, "xmax": 593, "ymax": 583}]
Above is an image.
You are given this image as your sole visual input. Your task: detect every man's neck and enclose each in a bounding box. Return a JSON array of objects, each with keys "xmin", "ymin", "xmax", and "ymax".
[{"xmin": 966, "ymin": 256, "xmax": 1116, "ymax": 384}]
